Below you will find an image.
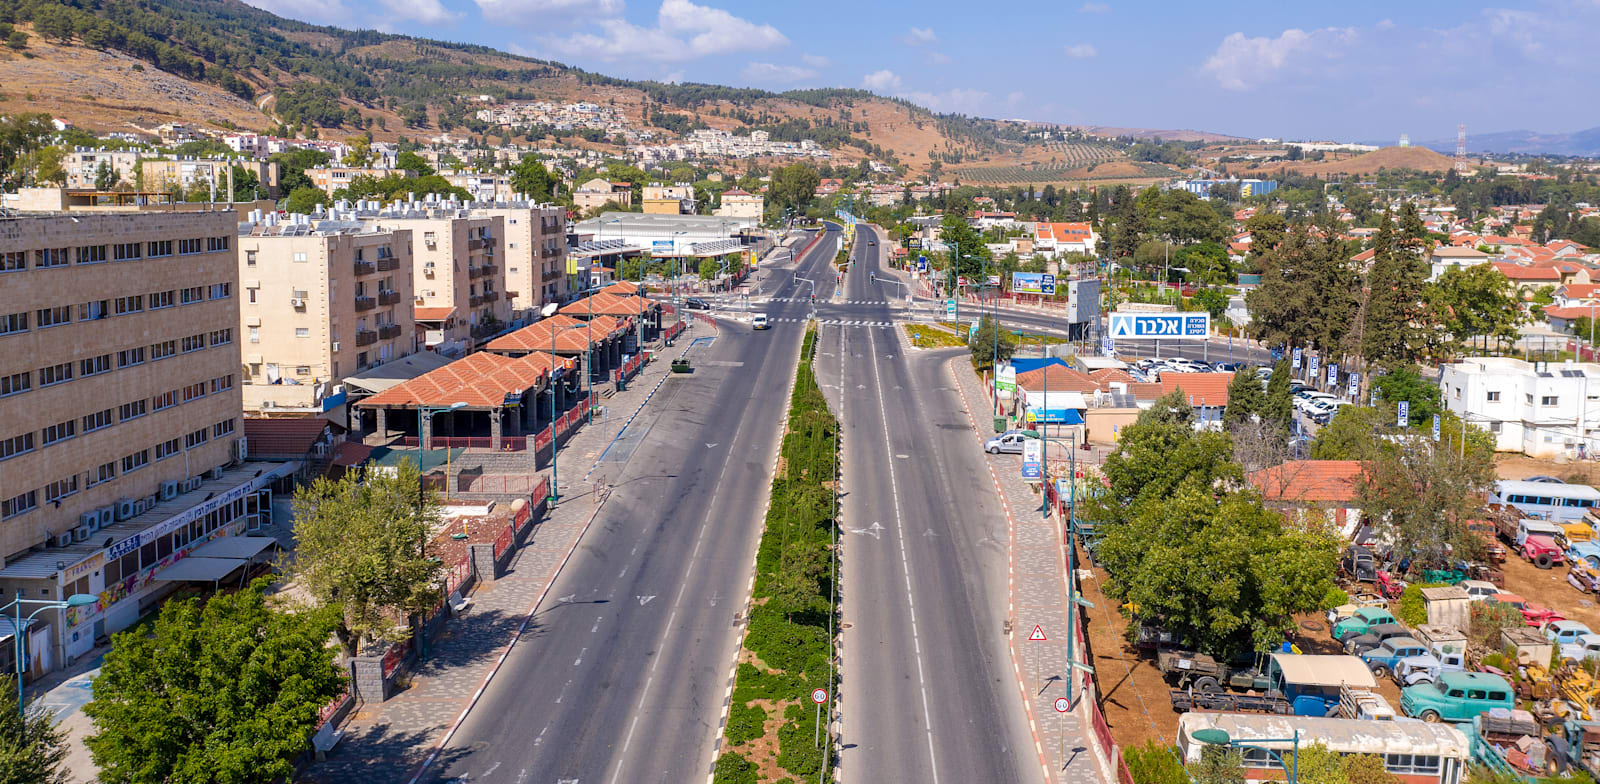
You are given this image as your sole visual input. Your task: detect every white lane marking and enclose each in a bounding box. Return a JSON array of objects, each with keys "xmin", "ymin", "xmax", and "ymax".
[
  {"xmin": 591, "ymin": 617, "xmax": 602, "ymax": 633},
  {"xmin": 573, "ymin": 647, "xmax": 587, "ymax": 666},
  {"xmin": 866, "ymin": 326, "xmax": 943, "ymax": 784}
]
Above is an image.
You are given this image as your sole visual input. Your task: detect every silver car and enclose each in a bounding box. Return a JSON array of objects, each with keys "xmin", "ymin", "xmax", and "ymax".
[{"xmin": 985, "ymin": 430, "xmax": 1034, "ymax": 454}]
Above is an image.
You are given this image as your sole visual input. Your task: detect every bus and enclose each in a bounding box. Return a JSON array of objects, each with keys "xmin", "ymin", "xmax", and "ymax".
[
  {"xmin": 1489, "ymin": 479, "xmax": 1600, "ymax": 522},
  {"xmin": 1178, "ymin": 712, "xmax": 1470, "ymax": 784}
]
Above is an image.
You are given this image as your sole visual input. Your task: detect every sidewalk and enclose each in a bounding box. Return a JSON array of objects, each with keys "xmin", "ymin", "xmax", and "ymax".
[
  {"xmin": 304, "ymin": 340, "xmax": 693, "ymax": 783},
  {"xmin": 946, "ymin": 357, "xmax": 1110, "ymax": 784}
]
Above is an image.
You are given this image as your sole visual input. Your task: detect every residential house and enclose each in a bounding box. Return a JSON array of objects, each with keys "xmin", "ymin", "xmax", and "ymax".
[
  {"xmin": 306, "ymin": 166, "xmax": 406, "ymax": 198},
  {"xmin": 1428, "ymin": 246, "xmax": 1491, "ymax": 281},
  {"xmin": 575, "ymin": 178, "xmax": 633, "ymax": 212},
  {"xmin": 716, "ymin": 189, "xmax": 764, "ymax": 220},
  {"xmin": 641, "ymin": 184, "xmax": 695, "ymax": 215},
  {"xmin": 1248, "ymin": 460, "xmax": 1364, "ymax": 537},
  {"xmin": 1035, "ymin": 222, "xmax": 1097, "ymax": 257},
  {"xmin": 1440, "ymin": 356, "xmax": 1600, "ymax": 458},
  {"xmin": 1159, "ymin": 372, "xmax": 1233, "ymax": 429}
]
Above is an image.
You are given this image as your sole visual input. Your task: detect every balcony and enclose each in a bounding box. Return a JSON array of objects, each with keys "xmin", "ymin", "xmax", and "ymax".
[
  {"xmin": 470, "ymin": 295, "xmax": 485, "ymax": 307},
  {"xmin": 542, "ymin": 270, "xmax": 564, "ymax": 282},
  {"xmin": 353, "ymin": 296, "xmax": 377, "ymax": 312},
  {"xmin": 376, "ymin": 257, "xmax": 400, "ymax": 272},
  {"xmin": 378, "ymin": 323, "xmax": 402, "ymax": 340},
  {"xmin": 355, "ymin": 330, "xmax": 379, "ymax": 347},
  {"xmin": 377, "ymin": 289, "xmax": 401, "ymax": 306},
  {"xmin": 468, "ymin": 238, "xmax": 488, "ymax": 251},
  {"xmin": 505, "ymin": 291, "xmax": 520, "ymax": 301},
  {"xmin": 480, "ymin": 263, "xmax": 499, "ymax": 277},
  {"xmin": 468, "ymin": 265, "xmax": 485, "ymax": 279},
  {"xmin": 482, "ymin": 291, "xmax": 500, "ymax": 303},
  {"xmin": 353, "ymin": 260, "xmax": 376, "ymax": 276}
]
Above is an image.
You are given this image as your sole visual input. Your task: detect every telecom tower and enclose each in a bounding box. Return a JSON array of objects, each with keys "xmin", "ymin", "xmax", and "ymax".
[
  {"xmin": 1455, "ymin": 124, "xmax": 1469, "ymax": 173},
  {"xmin": 1399, "ymin": 133, "xmax": 1410, "ymax": 148}
]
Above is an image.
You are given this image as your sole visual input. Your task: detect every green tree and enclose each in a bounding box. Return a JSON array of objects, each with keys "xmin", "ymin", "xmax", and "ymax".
[
  {"xmin": 968, "ymin": 315, "xmax": 1017, "ymax": 371},
  {"xmin": 1261, "ymin": 360, "xmax": 1294, "ymax": 432},
  {"xmin": 396, "ymin": 150, "xmax": 434, "ymax": 177},
  {"xmin": 84, "ymin": 582, "xmax": 345, "ymax": 784},
  {"xmin": 0, "ymin": 674, "xmax": 69, "ymax": 784},
  {"xmin": 1178, "ymin": 242, "xmax": 1234, "ymax": 286},
  {"xmin": 941, "ymin": 212, "xmax": 990, "ymax": 283},
  {"xmin": 93, "ymin": 159, "xmax": 119, "ymax": 190},
  {"xmin": 1247, "ymin": 222, "xmax": 1357, "ymax": 354},
  {"xmin": 342, "ymin": 135, "xmax": 373, "ymax": 167},
  {"xmin": 285, "ymin": 461, "xmax": 444, "ymax": 658},
  {"xmin": 1242, "ymin": 211, "xmax": 1288, "ymax": 270},
  {"xmin": 699, "ymin": 257, "xmax": 718, "ymax": 280},
  {"xmin": 1372, "ymin": 367, "xmax": 1441, "ymax": 425},
  {"xmin": 1311, "ymin": 405, "xmax": 1384, "ymax": 460},
  {"xmin": 284, "ymin": 186, "xmax": 329, "ymax": 214},
  {"xmin": 1295, "ymin": 743, "xmax": 1351, "ymax": 784},
  {"xmin": 1361, "ymin": 210, "xmax": 1431, "ymax": 366},
  {"xmin": 230, "ymin": 165, "xmax": 261, "ymax": 201},
  {"xmin": 269, "ymin": 148, "xmax": 331, "ymax": 195},
  {"xmin": 1357, "ymin": 414, "xmax": 1495, "ymax": 564},
  {"xmin": 1122, "ymin": 740, "xmax": 1190, "ymax": 784},
  {"xmin": 769, "ymin": 163, "xmax": 820, "ymax": 216},
  {"xmin": 1192, "ymin": 287, "xmax": 1231, "ymax": 322},
  {"xmin": 1223, "ymin": 366, "xmax": 1266, "ymax": 427},
  {"xmin": 1190, "ymin": 746, "xmax": 1247, "ymax": 784},
  {"xmin": 510, "ymin": 157, "xmax": 557, "ymax": 202},
  {"xmin": 1426, "ymin": 263, "xmax": 1523, "ymax": 355}
]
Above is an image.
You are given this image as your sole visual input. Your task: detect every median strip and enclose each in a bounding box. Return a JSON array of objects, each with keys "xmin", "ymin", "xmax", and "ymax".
[{"xmin": 713, "ymin": 324, "xmax": 840, "ymax": 784}]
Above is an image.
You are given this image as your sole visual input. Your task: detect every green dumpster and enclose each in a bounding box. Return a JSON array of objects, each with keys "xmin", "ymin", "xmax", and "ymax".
[{"xmin": 993, "ymin": 417, "xmax": 1007, "ymax": 433}]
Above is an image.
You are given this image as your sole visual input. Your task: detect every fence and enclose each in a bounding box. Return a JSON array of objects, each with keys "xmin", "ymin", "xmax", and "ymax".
[
  {"xmin": 663, "ymin": 320, "xmax": 686, "ymax": 343},
  {"xmin": 614, "ymin": 353, "xmax": 644, "ymax": 382},
  {"xmin": 381, "ymin": 643, "xmax": 406, "ymax": 678},
  {"xmin": 398, "ymin": 436, "xmax": 528, "ymax": 452},
  {"xmin": 1116, "ymin": 749, "xmax": 1134, "ymax": 784},
  {"xmin": 455, "ymin": 474, "xmax": 546, "ymax": 495},
  {"xmin": 317, "ymin": 688, "xmax": 352, "ymax": 725},
  {"xmin": 534, "ymin": 426, "xmax": 553, "ymax": 452}
]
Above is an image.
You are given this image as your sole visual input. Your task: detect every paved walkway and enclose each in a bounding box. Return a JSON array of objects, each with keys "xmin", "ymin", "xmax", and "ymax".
[{"xmin": 946, "ymin": 356, "xmax": 1110, "ymax": 784}]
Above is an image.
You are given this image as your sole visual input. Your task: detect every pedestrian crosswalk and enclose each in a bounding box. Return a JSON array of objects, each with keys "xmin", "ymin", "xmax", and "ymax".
[{"xmin": 765, "ymin": 316, "xmax": 897, "ymax": 328}]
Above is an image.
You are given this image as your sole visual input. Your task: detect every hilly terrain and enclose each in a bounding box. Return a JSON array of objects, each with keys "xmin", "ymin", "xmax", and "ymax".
[
  {"xmin": 1417, "ymin": 126, "xmax": 1600, "ymax": 157},
  {"xmin": 1234, "ymin": 145, "xmax": 1456, "ymax": 177}
]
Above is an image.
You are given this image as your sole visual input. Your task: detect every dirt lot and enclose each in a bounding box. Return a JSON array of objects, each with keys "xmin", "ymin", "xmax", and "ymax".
[{"xmin": 1496, "ymin": 453, "xmax": 1600, "ymax": 485}]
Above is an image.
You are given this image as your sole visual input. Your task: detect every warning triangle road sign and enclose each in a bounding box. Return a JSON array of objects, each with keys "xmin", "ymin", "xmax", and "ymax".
[{"xmin": 1028, "ymin": 624, "xmax": 1047, "ymax": 641}]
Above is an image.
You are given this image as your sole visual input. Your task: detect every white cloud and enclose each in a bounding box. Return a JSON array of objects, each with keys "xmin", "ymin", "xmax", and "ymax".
[
  {"xmin": 899, "ymin": 88, "xmax": 991, "ymax": 114},
  {"xmin": 474, "ymin": 0, "xmax": 623, "ymax": 26},
  {"xmin": 239, "ymin": 0, "xmax": 353, "ymax": 24},
  {"xmin": 743, "ymin": 61, "xmax": 817, "ymax": 84},
  {"xmin": 926, "ymin": 50, "xmax": 952, "ymax": 65},
  {"xmin": 382, "ymin": 0, "xmax": 455, "ymax": 24},
  {"xmin": 1064, "ymin": 43, "xmax": 1097, "ymax": 58},
  {"xmin": 904, "ymin": 26, "xmax": 938, "ymax": 46},
  {"xmin": 861, "ymin": 69, "xmax": 903, "ymax": 92},
  {"xmin": 801, "ymin": 53, "xmax": 831, "ymax": 68},
  {"xmin": 550, "ymin": 0, "xmax": 787, "ymax": 62},
  {"xmin": 1079, "ymin": 2, "xmax": 1109, "ymax": 12},
  {"xmin": 1006, "ymin": 90, "xmax": 1027, "ymax": 106},
  {"xmin": 1200, "ymin": 27, "xmax": 1355, "ymax": 90}
]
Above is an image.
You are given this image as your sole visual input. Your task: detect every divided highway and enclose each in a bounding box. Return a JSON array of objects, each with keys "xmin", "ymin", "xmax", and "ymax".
[{"xmin": 426, "ymin": 229, "xmax": 837, "ymax": 784}]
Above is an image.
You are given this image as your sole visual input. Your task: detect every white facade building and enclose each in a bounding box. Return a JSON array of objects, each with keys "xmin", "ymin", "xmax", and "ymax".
[{"xmin": 1440, "ymin": 357, "xmax": 1600, "ymax": 458}]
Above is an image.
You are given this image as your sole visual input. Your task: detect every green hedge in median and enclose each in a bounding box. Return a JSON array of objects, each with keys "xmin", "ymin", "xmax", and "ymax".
[{"xmin": 720, "ymin": 325, "xmax": 839, "ymax": 783}]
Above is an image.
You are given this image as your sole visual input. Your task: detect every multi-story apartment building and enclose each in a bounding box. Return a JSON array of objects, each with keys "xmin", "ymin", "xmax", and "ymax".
[
  {"xmin": 1441, "ymin": 356, "xmax": 1600, "ymax": 458},
  {"xmin": 307, "ymin": 166, "xmax": 408, "ymax": 197},
  {"xmin": 139, "ymin": 158, "xmax": 280, "ymax": 199},
  {"xmin": 0, "ymin": 211, "xmax": 286, "ymax": 676},
  {"xmin": 716, "ymin": 188, "xmax": 764, "ymax": 220},
  {"xmin": 468, "ymin": 200, "xmax": 568, "ymax": 319},
  {"xmin": 574, "ymin": 178, "xmax": 633, "ymax": 212},
  {"xmin": 444, "ymin": 171, "xmax": 513, "ymax": 202},
  {"xmin": 64, "ymin": 148, "xmax": 142, "ymax": 190},
  {"xmin": 642, "ymin": 184, "xmax": 695, "ymax": 215},
  {"xmin": 364, "ymin": 207, "xmax": 510, "ymax": 355},
  {"xmin": 237, "ymin": 215, "xmax": 417, "ymax": 414}
]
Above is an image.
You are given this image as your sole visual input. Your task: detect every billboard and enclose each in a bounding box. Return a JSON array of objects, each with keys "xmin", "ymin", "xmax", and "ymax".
[
  {"xmin": 651, "ymin": 239, "xmax": 674, "ymax": 254},
  {"xmin": 1012, "ymin": 272, "xmax": 1057, "ymax": 295},
  {"xmin": 1108, "ymin": 312, "xmax": 1209, "ymax": 340}
]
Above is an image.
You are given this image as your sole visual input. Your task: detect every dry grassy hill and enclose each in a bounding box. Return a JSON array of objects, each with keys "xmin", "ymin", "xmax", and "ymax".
[{"xmin": 1240, "ymin": 145, "xmax": 1456, "ymax": 177}]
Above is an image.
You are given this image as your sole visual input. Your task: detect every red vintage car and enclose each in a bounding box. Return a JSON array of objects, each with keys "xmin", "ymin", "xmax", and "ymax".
[{"xmin": 1488, "ymin": 593, "xmax": 1565, "ymax": 627}]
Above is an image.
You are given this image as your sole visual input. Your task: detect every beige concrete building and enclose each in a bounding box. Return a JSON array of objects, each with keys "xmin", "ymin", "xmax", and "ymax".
[
  {"xmin": 64, "ymin": 148, "xmax": 141, "ymax": 190},
  {"xmin": 642, "ymin": 184, "xmax": 695, "ymax": 215},
  {"xmin": 140, "ymin": 158, "xmax": 280, "ymax": 198},
  {"xmin": 444, "ymin": 171, "xmax": 514, "ymax": 202},
  {"xmin": 364, "ymin": 208, "xmax": 510, "ymax": 355},
  {"xmin": 0, "ymin": 210, "xmax": 288, "ymax": 677},
  {"xmin": 716, "ymin": 188, "xmax": 764, "ymax": 220},
  {"xmin": 307, "ymin": 166, "xmax": 408, "ymax": 197},
  {"xmin": 468, "ymin": 200, "xmax": 568, "ymax": 320},
  {"xmin": 237, "ymin": 218, "xmax": 417, "ymax": 414},
  {"xmin": 574, "ymin": 177, "xmax": 633, "ymax": 212}
]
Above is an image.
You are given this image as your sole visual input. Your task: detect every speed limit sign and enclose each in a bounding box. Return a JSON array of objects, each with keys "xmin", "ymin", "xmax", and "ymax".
[
  {"xmin": 1054, "ymin": 697, "xmax": 1070, "ymax": 713},
  {"xmin": 811, "ymin": 688, "xmax": 828, "ymax": 705}
]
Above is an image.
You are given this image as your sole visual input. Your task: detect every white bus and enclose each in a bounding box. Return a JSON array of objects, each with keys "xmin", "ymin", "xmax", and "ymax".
[
  {"xmin": 1489, "ymin": 479, "xmax": 1600, "ymax": 522},
  {"xmin": 1177, "ymin": 713, "xmax": 1469, "ymax": 784}
]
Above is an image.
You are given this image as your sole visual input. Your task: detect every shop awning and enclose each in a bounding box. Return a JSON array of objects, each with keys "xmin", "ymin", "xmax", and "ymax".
[
  {"xmin": 151, "ymin": 557, "xmax": 248, "ymax": 583},
  {"xmin": 188, "ymin": 535, "xmax": 277, "ymax": 560}
]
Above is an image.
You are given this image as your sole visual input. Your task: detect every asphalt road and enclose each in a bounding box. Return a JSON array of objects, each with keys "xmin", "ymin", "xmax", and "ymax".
[
  {"xmin": 823, "ymin": 226, "xmax": 1036, "ymax": 783},
  {"xmin": 426, "ymin": 228, "xmax": 838, "ymax": 784}
]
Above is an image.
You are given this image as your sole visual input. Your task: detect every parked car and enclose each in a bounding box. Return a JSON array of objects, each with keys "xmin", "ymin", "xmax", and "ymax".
[
  {"xmin": 1212, "ymin": 361, "xmax": 1243, "ymax": 372},
  {"xmin": 1561, "ymin": 633, "xmax": 1600, "ymax": 664},
  {"xmin": 1341, "ymin": 545, "xmax": 1379, "ymax": 582},
  {"xmin": 985, "ymin": 430, "xmax": 1036, "ymax": 455},
  {"xmin": 1544, "ymin": 619, "xmax": 1594, "ymax": 647},
  {"xmin": 1344, "ymin": 623, "xmax": 1413, "ymax": 656},
  {"xmin": 1522, "ymin": 534, "xmax": 1567, "ymax": 569},
  {"xmin": 1459, "ymin": 579, "xmax": 1503, "ymax": 602},
  {"xmin": 1392, "ymin": 643, "xmax": 1468, "ymax": 687},
  {"xmin": 1333, "ymin": 607, "xmax": 1399, "ymax": 641},
  {"xmin": 1401, "ymin": 671, "xmax": 1515, "ymax": 723},
  {"xmin": 1361, "ymin": 637, "xmax": 1429, "ymax": 679},
  {"xmin": 683, "ymin": 297, "xmax": 712, "ymax": 311}
]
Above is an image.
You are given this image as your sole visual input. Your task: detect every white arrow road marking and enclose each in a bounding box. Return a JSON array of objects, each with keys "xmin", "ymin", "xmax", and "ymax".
[
  {"xmin": 848, "ymin": 522, "xmax": 886, "ymax": 539},
  {"xmin": 705, "ymin": 442, "xmax": 718, "ymax": 448},
  {"xmin": 924, "ymin": 528, "xmax": 939, "ymax": 538},
  {"xmin": 558, "ymin": 594, "xmax": 576, "ymax": 604},
  {"xmin": 637, "ymin": 595, "xmax": 656, "ymax": 606}
]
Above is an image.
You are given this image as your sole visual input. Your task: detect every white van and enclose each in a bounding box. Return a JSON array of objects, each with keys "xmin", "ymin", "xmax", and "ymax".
[{"xmin": 752, "ymin": 313, "xmax": 770, "ymax": 330}]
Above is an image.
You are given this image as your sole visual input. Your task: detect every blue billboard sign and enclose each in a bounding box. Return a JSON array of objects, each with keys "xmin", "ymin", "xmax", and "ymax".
[
  {"xmin": 651, "ymin": 239, "xmax": 674, "ymax": 254},
  {"xmin": 1292, "ymin": 347, "xmax": 1302, "ymax": 369},
  {"xmin": 1108, "ymin": 312, "xmax": 1210, "ymax": 341},
  {"xmin": 1398, "ymin": 400, "xmax": 1410, "ymax": 427},
  {"xmin": 1012, "ymin": 272, "xmax": 1057, "ymax": 295}
]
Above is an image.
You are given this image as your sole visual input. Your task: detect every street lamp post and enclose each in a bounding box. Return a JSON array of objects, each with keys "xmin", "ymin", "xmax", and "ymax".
[
  {"xmin": 1191, "ymin": 727, "xmax": 1301, "ymax": 784},
  {"xmin": 417, "ymin": 401, "xmax": 468, "ymax": 497},
  {"xmin": 5, "ymin": 592, "xmax": 96, "ymax": 716}
]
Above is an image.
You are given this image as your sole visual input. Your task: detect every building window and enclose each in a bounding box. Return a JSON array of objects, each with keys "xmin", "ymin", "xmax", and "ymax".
[
  {"xmin": 295, "ymin": 328, "xmax": 310, "ymax": 338},
  {"xmin": 213, "ymin": 418, "xmax": 236, "ymax": 438},
  {"xmin": 182, "ymin": 334, "xmax": 206, "ymax": 353},
  {"xmin": 114, "ymin": 295, "xmax": 143, "ymax": 315},
  {"xmin": 247, "ymin": 288, "xmax": 257, "ymax": 304},
  {"xmin": 179, "ymin": 238, "xmax": 203, "ymax": 255},
  {"xmin": 80, "ymin": 354, "xmax": 112, "ymax": 377},
  {"xmin": 184, "ymin": 428, "xmax": 209, "ymax": 449},
  {"xmin": 113, "ymin": 242, "xmax": 142, "ymax": 261},
  {"xmin": 295, "ymin": 365, "xmax": 311, "ymax": 376},
  {"xmin": 245, "ymin": 249, "xmax": 257, "ymax": 266},
  {"xmin": 121, "ymin": 449, "xmax": 150, "ymax": 473},
  {"xmin": 210, "ymin": 282, "xmax": 232, "ymax": 300},
  {"xmin": 1, "ymin": 371, "xmax": 30, "ymax": 397},
  {"xmin": 151, "ymin": 340, "xmax": 178, "ymax": 361},
  {"xmin": 35, "ymin": 248, "xmax": 68, "ymax": 268},
  {"xmin": 117, "ymin": 347, "xmax": 146, "ymax": 368},
  {"xmin": 39, "ymin": 362, "xmax": 73, "ymax": 387},
  {"xmin": 208, "ymin": 236, "xmax": 230, "ymax": 252},
  {"xmin": 151, "ymin": 390, "xmax": 176, "ymax": 411},
  {"xmin": 1385, "ymin": 755, "xmax": 1441, "ymax": 776},
  {"xmin": 210, "ymin": 374, "xmax": 234, "ymax": 393},
  {"xmin": 210, "ymin": 328, "xmax": 232, "ymax": 346},
  {"xmin": 293, "ymin": 252, "xmax": 308, "ymax": 263},
  {"xmin": 155, "ymin": 438, "xmax": 181, "ymax": 461},
  {"xmin": 36, "ymin": 306, "xmax": 71, "ymax": 328},
  {"xmin": 44, "ymin": 476, "xmax": 78, "ymax": 503},
  {"xmin": 0, "ymin": 251, "xmax": 26, "ymax": 272},
  {"xmin": 0, "ymin": 312, "xmax": 27, "ymax": 336},
  {"xmin": 182, "ymin": 382, "xmax": 206, "ymax": 402},
  {"xmin": 1, "ymin": 490, "xmax": 37, "ymax": 520},
  {"xmin": 1487, "ymin": 391, "xmax": 1501, "ymax": 402},
  {"xmin": 120, "ymin": 398, "xmax": 149, "ymax": 421},
  {"xmin": 0, "ymin": 432, "xmax": 35, "ymax": 460},
  {"xmin": 88, "ymin": 461, "xmax": 115, "ymax": 487},
  {"xmin": 149, "ymin": 290, "xmax": 175, "ymax": 309},
  {"xmin": 1238, "ymin": 748, "xmax": 1285, "ymax": 770},
  {"xmin": 41, "ymin": 419, "xmax": 75, "ymax": 446},
  {"xmin": 1543, "ymin": 395, "xmax": 1560, "ymax": 406},
  {"xmin": 180, "ymin": 286, "xmax": 205, "ymax": 305},
  {"xmin": 146, "ymin": 240, "xmax": 174, "ymax": 258},
  {"xmin": 79, "ymin": 300, "xmax": 109, "ymax": 320},
  {"xmin": 248, "ymin": 326, "xmax": 259, "ymax": 343},
  {"xmin": 76, "ymin": 245, "xmax": 107, "ymax": 265},
  {"xmin": 83, "ymin": 409, "xmax": 114, "ymax": 433}
]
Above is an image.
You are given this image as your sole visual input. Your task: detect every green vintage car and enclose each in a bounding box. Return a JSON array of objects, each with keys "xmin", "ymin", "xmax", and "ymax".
[{"xmin": 1332, "ymin": 607, "xmax": 1399, "ymax": 642}]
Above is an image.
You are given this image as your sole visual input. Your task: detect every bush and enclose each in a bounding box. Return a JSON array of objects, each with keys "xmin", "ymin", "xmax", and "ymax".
[
  {"xmin": 1321, "ymin": 586, "xmax": 1349, "ymax": 611},
  {"xmin": 725, "ymin": 701, "xmax": 767, "ymax": 746},
  {"xmin": 712, "ymin": 751, "xmax": 758, "ymax": 784},
  {"xmin": 1396, "ymin": 583, "xmax": 1446, "ymax": 627},
  {"xmin": 1123, "ymin": 739, "xmax": 1191, "ymax": 784},
  {"xmin": 776, "ymin": 706, "xmax": 826, "ymax": 779}
]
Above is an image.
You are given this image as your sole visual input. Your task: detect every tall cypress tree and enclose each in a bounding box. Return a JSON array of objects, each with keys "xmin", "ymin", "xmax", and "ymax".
[
  {"xmin": 1262, "ymin": 360, "xmax": 1294, "ymax": 432},
  {"xmin": 1362, "ymin": 209, "xmax": 1431, "ymax": 367},
  {"xmin": 1223, "ymin": 366, "xmax": 1267, "ymax": 427}
]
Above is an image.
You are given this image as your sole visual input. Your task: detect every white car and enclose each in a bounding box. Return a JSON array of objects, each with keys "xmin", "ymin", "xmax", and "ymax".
[{"xmin": 1460, "ymin": 580, "xmax": 1503, "ymax": 602}]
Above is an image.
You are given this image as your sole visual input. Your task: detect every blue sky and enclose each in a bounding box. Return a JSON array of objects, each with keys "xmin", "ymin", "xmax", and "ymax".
[{"xmin": 245, "ymin": 0, "xmax": 1600, "ymax": 142}]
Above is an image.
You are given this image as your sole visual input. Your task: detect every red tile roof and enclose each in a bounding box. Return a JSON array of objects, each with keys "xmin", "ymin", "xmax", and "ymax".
[
  {"xmin": 1492, "ymin": 262, "xmax": 1561, "ymax": 281},
  {"xmin": 1015, "ymin": 365, "xmax": 1100, "ymax": 393},
  {"xmin": 1541, "ymin": 306, "xmax": 1596, "ymax": 320},
  {"xmin": 486, "ymin": 314, "xmax": 624, "ymax": 353},
  {"xmin": 414, "ymin": 306, "xmax": 455, "ymax": 322},
  {"xmin": 1089, "ymin": 368, "xmax": 1137, "ymax": 385},
  {"xmin": 1159, "ymin": 372, "xmax": 1233, "ymax": 407},
  {"xmin": 560, "ymin": 292, "xmax": 658, "ymax": 318},
  {"xmin": 600, "ymin": 281, "xmax": 641, "ymax": 296},
  {"xmin": 359, "ymin": 351, "xmax": 569, "ymax": 409},
  {"xmin": 1249, "ymin": 460, "xmax": 1364, "ymax": 503},
  {"xmin": 241, "ymin": 418, "xmax": 335, "ymax": 459}
]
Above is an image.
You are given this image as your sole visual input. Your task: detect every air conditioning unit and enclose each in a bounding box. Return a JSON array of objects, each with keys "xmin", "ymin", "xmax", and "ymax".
[
  {"xmin": 331, "ymin": 342, "xmax": 341, "ymax": 353},
  {"xmin": 232, "ymin": 437, "xmax": 248, "ymax": 462},
  {"xmin": 79, "ymin": 512, "xmax": 99, "ymax": 530},
  {"xmin": 290, "ymin": 298, "xmax": 305, "ymax": 308},
  {"xmin": 186, "ymin": 476, "xmax": 202, "ymax": 492},
  {"xmin": 72, "ymin": 526, "xmax": 91, "ymax": 543},
  {"xmin": 52, "ymin": 533, "xmax": 74, "ymax": 548},
  {"xmin": 206, "ymin": 466, "xmax": 225, "ymax": 481},
  {"xmin": 97, "ymin": 507, "xmax": 114, "ymax": 528},
  {"xmin": 114, "ymin": 498, "xmax": 136, "ymax": 521},
  {"xmin": 160, "ymin": 480, "xmax": 180, "ymax": 501},
  {"xmin": 131, "ymin": 499, "xmax": 146, "ymax": 515}
]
